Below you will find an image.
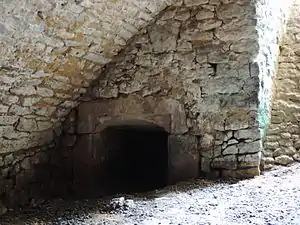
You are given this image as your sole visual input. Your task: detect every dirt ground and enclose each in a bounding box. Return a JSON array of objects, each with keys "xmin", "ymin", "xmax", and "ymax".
[{"xmin": 2, "ymin": 163, "xmax": 300, "ymax": 225}]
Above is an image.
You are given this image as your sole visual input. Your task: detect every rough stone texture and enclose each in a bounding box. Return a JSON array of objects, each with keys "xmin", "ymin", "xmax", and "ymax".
[
  {"xmin": 0, "ymin": 0, "xmax": 176, "ymax": 155},
  {"xmin": 0, "ymin": 144, "xmax": 61, "ymax": 213},
  {"xmin": 264, "ymin": 0, "xmax": 300, "ymax": 168},
  {"xmin": 0, "ymin": 0, "xmax": 290, "ymax": 215},
  {"xmin": 58, "ymin": 0, "xmax": 266, "ymax": 194}
]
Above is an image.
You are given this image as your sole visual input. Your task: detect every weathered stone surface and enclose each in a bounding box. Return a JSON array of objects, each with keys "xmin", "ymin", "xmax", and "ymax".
[
  {"xmin": 292, "ymin": 153, "xmax": 300, "ymax": 162},
  {"xmin": 0, "ymin": 157, "xmax": 3, "ymax": 167},
  {"xmin": 211, "ymin": 155, "xmax": 237, "ymax": 170},
  {"xmin": 264, "ymin": 0, "xmax": 300, "ymax": 163},
  {"xmin": 4, "ymin": 154, "xmax": 13, "ymax": 166},
  {"xmin": 221, "ymin": 167, "xmax": 260, "ymax": 179},
  {"xmin": 264, "ymin": 142, "xmax": 279, "ymax": 150},
  {"xmin": 222, "ymin": 145, "xmax": 238, "ymax": 155},
  {"xmin": 200, "ymin": 157, "xmax": 212, "ymax": 173},
  {"xmin": 294, "ymin": 140, "xmax": 300, "ymax": 150},
  {"xmin": 0, "ymin": 200, "xmax": 7, "ymax": 216},
  {"xmin": 168, "ymin": 135, "xmax": 199, "ymax": 184},
  {"xmin": 20, "ymin": 158, "xmax": 31, "ymax": 170},
  {"xmin": 234, "ymin": 128, "xmax": 261, "ymax": 140},
  {"xmin": 273, "ymin": 147, "xmax": 296, "ymax": 158},
  {"xmin": 264, "ymin": 157, "xmax": 275, "ymax": 165},
  {"xmin": 0, "ymin": 0, "xmax": 293, "ymax": 214},
  {"xmin": 275, "ymin": 155, "xmax": 294, "ymax": 166},
  {"xmin": 238, "ymin": 152, "xmax": 261, "ymax": 168},
  {"xmin": 238, "ymin": 141, "xmax": 261, "ymax": 154}
]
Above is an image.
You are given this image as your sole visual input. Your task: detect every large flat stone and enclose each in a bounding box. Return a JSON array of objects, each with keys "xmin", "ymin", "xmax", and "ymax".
[{"xmin": 168, "ymin": 135, "xmax": 199, "ymax": 184}]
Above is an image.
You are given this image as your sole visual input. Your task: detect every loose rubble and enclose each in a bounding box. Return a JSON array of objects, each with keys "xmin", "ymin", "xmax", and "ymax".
[{"xmin": 2, "ymin": 163, "xmax": 300, "ymax": 225}]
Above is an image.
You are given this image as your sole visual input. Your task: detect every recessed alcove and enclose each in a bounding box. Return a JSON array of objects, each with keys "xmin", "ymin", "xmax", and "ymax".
[
  {"xmin": 99, "ymin": 121, "xmax": 169, "ymax": 194},
  {"xmin": 70, "ymin": 120, "xmax": 170, "ymax": 197}
]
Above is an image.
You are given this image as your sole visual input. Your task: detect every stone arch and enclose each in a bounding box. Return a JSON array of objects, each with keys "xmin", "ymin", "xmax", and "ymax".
[
  {"xmin": 0, "ymin": 0, "xmax": 291, "ymax": 213},
  {"xmin": 72, "ymin": 118, "xmax": 170, "ymax": 196},
  {"xmin": 59, "ymin": 94, "xmax": 199, "ymax": 195},
  {"xmin": 0, "ymin": 0, "xmax": 176, "ymax": 154}
]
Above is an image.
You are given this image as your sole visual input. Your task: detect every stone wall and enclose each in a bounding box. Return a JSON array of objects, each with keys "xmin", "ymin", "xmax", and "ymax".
[
  {"xmin": 0, "ymin": 0, "xmax": 291, "ymax": 215},
  {"xmin": 0, "ymin": 144, "xmax": 62, "ymax": 214},
  {"xmin": 58, "ymin": 0, "xmax": 263, "ymax": 195},
  {"xmin": 0, "ymin": 0, "xmax": 185, "ymax": 213},
  {"xmin": 0, "ymin": 0, "xmax": 175, "ymax": 154},
  {"xmin": 264, "ymin": 0, "xmax": 300, "ymax": 169}
]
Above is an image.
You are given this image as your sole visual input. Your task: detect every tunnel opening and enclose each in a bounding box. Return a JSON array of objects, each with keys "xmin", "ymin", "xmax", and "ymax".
[{"xmin": 99, "ymin": 121, "xmax": 169, "ymax": 195}]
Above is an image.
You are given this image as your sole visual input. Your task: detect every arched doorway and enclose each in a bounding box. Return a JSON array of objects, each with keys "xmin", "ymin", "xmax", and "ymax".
[
  {"xmin": 71, "ymin": 119, "xmax": 170, "ymax": 197},
  {"xmin": 100, "ymin": 120, "xmax": 169, "ymax": 194}
]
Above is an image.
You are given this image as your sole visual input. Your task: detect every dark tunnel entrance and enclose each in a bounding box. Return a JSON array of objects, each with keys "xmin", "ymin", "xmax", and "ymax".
[{"xmin": 100, "ymin": 121, "xmax": 169, "ymax": 194}]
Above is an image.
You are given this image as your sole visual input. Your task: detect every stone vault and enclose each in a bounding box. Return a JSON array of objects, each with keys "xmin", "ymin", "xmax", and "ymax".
[{"xmin": 0, "ymin": 0, "xmax": 292, "ymax": 213}]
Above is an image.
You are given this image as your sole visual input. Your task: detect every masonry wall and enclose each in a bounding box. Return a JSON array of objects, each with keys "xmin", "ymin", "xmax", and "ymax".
[
  {"xmin": 0, "ymin": 0, "xmax": 179, "ymax": 213},
  {"xmin": 0, "ymin": 0, "xmax": 290, "ymax": 214},
  {"xmin": 58, "ymin": 0, "xmax": 264, "ymax": 195},
  {"xmin": 264, "ymin": 0, "xmax": 300, "ymax": 169}
]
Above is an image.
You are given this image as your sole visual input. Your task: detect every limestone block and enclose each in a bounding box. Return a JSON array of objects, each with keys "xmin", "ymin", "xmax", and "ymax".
[
  {"xmin": 234, "ymin": 128, "xmax": 261, "ymax": 140},
  {"xmin": 200, "ymin": 157, "xmax": 212, "ymax": 173},
  {"xmin": 221, "ymin": 167, "xmax": 260, "ymax": 179},
  {"xmin": 36, "ymin": 87, "xmax": 54, "ymax": 97},
  {"xmin": 264, "ymin": 142, "xmax": 279, "ymax": 150},
  {"xmin": 200, "ymin": 134, "xmax": 214, "ymax": 149},
  {"xmin": 215, "ymin": 26, "xmax": 257, "ymax": 42},
  {"xmin": 17, "ymin": 118, "xmax": 38, "ymax": 132},
  {"xmin": 10, "ymin": 86, "xmax": 37, "ymax": 96},
  {"xmin": 273, "ymin": 147, "xmax": 296, "ymax": 157},
  {"xmin": 227, "ymin": 139, "xmax": 238, "ymax": 145},
  {"xmin": 156, "ymin": 99, "xmax": 188, "ymax": 134},
  {"xmin": 0, "ymin": 95, "xmax": 19, "ymax": 105},
  {"xmin": 196, "ymin": 10, "xmax": 215, "ymax": 20},
  {"xmin": 0, "ymin": 105, "xmax": 9, "ymax": 113},
  {"xmin": 184, "ymin": 0, "xmax": 209, "ymax": 6},
  {"xmin": 274, "ymin": 155, "xmax": 294, "ymax": 166},
  {"xmin": 292, "ymin": 153, "xmax": 300, "ymax": 162},
  {"xmin": 224, "ymin": 120, "xmax": 249, "ymax": 131},
  {"xmin": 222, "ymin": 145, "xmax": 238, "ymax": 155},
  {"xmin": 264, "ymin": 135, "xmax": 280, "ymax": 142},
  {"xmin": 238, "ymin": 140, "xmax": 261, "ymax": 154},
  {"xmin": 224, "ymin": 131, "xmax": 233, "ymax": 141},
  {"xmin": 278, "ymin": 139, "xmax": 293, "ymax": 147},
  {"xmin": 294, "ymin": 140, "xmax": 300, "ymax": 149},
  {"xmin": 264, "ymin": 157, "xmax": 275, "ymax": 164},
  {"xmin": 217, "ymin": 3, "xmax": 246, "ymax": 21},
  {"xmin": 175, "ymin": 9, "xmax": 190, "ymax": 21},
  {"xmin": 168, "ymin": 135, "xmax": 199, "ymax": 184},
  {"xmin": 198, "ymin": 19, "xmax": 222, "ymax": 31},
  {"xmin": 4, "ymin": 154, "xmax": 13, "ymax": 166},
  {"xmin": 0, "ymin": 116, "xmax": 19, "ymax": 125},
  {"xmin": 8, "ymin": 105, "xmax": 32, "ymax": 115},
  {"xmin": 148, "ymin": 22, "xmax": 179, "ymax": 53},
  {"xmin": 0, "ymin": 126, "xmax": 29, "ymax": 139},
  {"xmin": 211, "ymin": 155, "xmax": 237, "ymax": 170},
  {"xmin": 20, "ymin": 158, "xmax": 31, "ymax": 170},
  {"xmin": 214, "ymin": 146, "xmax": 222, "ymax": 157},
  {"xmin": 22, "ymin": 97, "xmax": 41, "ymax": 107},
  {"xmin": 238, "ymin": 152, "xmax": 261, "ymax": 168}
]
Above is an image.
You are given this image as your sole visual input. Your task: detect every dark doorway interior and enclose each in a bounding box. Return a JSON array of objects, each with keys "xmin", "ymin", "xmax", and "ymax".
[{"xmin": 100, "ymin": 122, "xmax": 169, "ymax": 194}]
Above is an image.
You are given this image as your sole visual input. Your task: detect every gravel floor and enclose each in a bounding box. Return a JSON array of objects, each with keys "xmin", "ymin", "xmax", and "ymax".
[{"xmin": 2, "ymin": 164, "xmax": 300, "ymax": 225}]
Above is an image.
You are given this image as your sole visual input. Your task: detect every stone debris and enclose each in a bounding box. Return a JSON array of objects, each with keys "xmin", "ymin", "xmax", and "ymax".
[
  {"xmin": 2, "ymin": 164, "xmax": 300, "ymax": 224},
  {"xmin": 108, "ymin": 197, "xmax": 135, "ymax": 211}
]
